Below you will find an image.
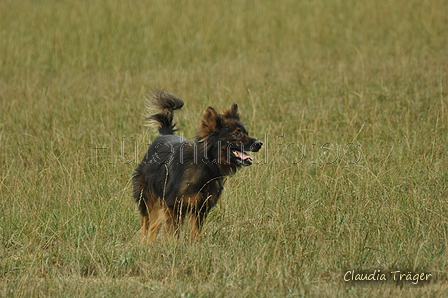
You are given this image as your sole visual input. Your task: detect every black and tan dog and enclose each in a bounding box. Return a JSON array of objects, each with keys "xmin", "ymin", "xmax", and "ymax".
[{"xmin": 133, "ymin": 90, "xmax": 262, "ymax": 241}]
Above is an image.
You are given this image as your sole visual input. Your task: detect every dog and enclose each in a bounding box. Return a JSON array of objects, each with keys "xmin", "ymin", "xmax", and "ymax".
[{"xmin": 132, "ymin": 90, "xmax": 263, "ymax": 241}]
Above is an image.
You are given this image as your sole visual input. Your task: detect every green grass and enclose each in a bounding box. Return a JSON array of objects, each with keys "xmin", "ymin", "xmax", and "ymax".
[{"xmin": 1, "ymin": 0, "xmax": 447, "ymax": 296}]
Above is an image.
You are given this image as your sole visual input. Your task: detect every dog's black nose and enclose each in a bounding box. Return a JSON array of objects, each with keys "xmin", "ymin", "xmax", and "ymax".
[{"xmin": 251, "ymin": 140, "xmax": 263, "ymax": 151}]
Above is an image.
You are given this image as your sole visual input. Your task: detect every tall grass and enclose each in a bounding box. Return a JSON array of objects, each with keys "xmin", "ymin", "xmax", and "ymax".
[{"xmin": 1, "ymin": 0, "xmax": 447, "ymax": 296}]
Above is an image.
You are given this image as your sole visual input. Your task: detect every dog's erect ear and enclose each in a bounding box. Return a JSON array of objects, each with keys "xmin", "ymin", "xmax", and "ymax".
[
  {"xmin": 223, "ymin": 104, "xmax": 240, "ymax": 120},
  {"xmin": 200, "ymin": 107, "xmax": 222, "ymax": 135}
]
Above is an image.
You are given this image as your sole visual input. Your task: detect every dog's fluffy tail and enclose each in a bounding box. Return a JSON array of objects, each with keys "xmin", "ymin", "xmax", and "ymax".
[{"xmin": 145, "ymin": 90, "xmax": 184, "ymax": 135}]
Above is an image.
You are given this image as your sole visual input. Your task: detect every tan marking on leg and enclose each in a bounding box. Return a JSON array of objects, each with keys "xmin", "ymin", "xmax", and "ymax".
[
  {"xmin": 141, "ymin": 214, "xmax": 150, "ymax": 241},
  {"xmin": 189, "ymin": 214, "xmax": 201, "ymax": 243},
  {"xmin": 148, "ymin": 206, "xmax": 166, "ymax": 242}
]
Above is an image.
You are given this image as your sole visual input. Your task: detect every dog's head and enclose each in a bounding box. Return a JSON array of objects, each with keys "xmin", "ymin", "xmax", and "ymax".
[{"xmin": 198, "ymin": 104, "xmax": 263, "ymax": 167}]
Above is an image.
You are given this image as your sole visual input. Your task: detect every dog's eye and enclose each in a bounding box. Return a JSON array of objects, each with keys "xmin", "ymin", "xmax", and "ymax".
[{"xmin": 234, "ymin": 131, "xmax": 242, "ymax": 138}]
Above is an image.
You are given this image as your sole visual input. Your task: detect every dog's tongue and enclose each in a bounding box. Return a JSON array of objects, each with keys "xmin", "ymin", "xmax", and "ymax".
[{"xmin": 235, "ymin": 150, "xmax": 253, "ymax": 161}]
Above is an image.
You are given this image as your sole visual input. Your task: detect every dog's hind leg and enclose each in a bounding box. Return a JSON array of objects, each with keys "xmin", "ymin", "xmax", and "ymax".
[
  {"xmin": 141, "ymin": 215, "xmax": 150, "ymax": 239},
  {"xmin": 189, "ymin": 214, "xmax": 200, "ymax": 242},
  {"xmin": 138, "ymin": 191, "xmax": 157, "ymax": 242},
  {"xmin": 189, "ymin": 212, "xmax": 207, "ymax": 242},
  {"xmin": 164, "ymin": 207, "xmax": 182, "ymax": 238},
  {"xmin": 148, "ymin": 206, "xmax": 166, "ymax": 242}
]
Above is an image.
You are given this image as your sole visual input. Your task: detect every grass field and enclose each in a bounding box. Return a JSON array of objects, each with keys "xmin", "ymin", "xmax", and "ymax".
[{"xmin": 1, "ymin": 0, "xmax": 447, "ymax": 296}]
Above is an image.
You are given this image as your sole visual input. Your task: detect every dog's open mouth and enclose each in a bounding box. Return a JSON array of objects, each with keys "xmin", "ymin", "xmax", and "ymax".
[{"xmin": 232, "ymin": 149, "xmax": 253, "ymax": 166}]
